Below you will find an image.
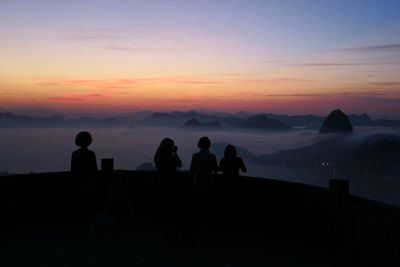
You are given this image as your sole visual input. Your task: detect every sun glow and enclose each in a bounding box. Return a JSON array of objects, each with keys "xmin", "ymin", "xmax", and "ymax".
[{"xmin": 1, "ymin": 1, "xmax": 400, "ymax": 118}]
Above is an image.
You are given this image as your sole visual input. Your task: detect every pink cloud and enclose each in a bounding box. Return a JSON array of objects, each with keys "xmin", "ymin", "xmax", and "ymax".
[
  {"xmin": 83, "ymin": 93, "xmax": 110, "ymax": 98},
  {"xmin": 242, "ymin": 78, "xmax": 319, "ymax": 83},
  {"xmin": 370, "ymin": 82, "xmax": 400, "ymax": 86},
  {"xmin": 162, "ymin": 77, "xmax": 222, "ymax": 85},
  {"xmin": 35, "ymin": 76, "xmax": 223, "ymax": 89},
  {"xmin": 36, "ymin": 77, "xmax": 156, "ymax": 90},
  {"xmin": 48, "ymin": 93, "xmax": 110, "ymax": 102},
  {"xmin": 49, "ymin": 96, "xmax": 85, "ymax": 102}
]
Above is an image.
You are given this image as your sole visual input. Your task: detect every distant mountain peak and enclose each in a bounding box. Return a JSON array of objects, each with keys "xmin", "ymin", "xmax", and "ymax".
[
  {"xmin": 239, "ymin": 114, "xmax": 293, "ymax": 130},
  {"xmin": 182, "ymin": 118, "xmax": 222, "ymax": 129},
  {"xmin": 319, "ymin": 109, "xmax": 353, "ymax": 134},
  {"xmin": 184, "ymin": 118, "xmax": 200, "ymax": 125}
]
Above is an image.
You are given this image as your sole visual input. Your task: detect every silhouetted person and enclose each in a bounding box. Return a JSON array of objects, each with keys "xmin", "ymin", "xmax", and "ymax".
[
  {"xmin": 154, "ymin": 138, "xmax": 182, "ymax": 240},
  {"xmin": 71, "ymin": 131, "xmax": 97, "ymax": 173},
  {"xmin": 219, "ymin": 144, "xmax": 247, "ymax": 179},
  {"xmin": 154, "ymin": 138, "xmax": 182, "ymax": 175},
  {"xmin": 190, "ymin": 136, "xmax": 218, "ymax": 186}
]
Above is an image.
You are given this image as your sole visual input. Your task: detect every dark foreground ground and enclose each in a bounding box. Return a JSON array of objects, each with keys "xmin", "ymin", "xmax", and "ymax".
[{"xmin": 1, "ymin": 171, "xmax": 400, "ymax": 266}]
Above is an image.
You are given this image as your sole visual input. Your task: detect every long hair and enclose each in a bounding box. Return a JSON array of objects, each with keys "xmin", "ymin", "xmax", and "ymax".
[
  {"xmin": 224, "ymin": 144, "xmax": 237, "ymax": 159},
  {"xmin": 154, "ymin": 137, "xmax": 175, "ymax": 169}
]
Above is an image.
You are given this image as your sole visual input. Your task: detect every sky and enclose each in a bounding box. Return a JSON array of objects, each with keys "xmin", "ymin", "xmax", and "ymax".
[{"xmin": 1, "ymin": 0, "xmax": 400, "ymax": 118}]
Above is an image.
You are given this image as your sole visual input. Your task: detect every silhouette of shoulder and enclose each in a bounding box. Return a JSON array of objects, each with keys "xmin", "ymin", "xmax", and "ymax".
[
  {"xmin": 71, "ymin": 148, "xmax": 97, "ymax": 173},
  {"xmin": 71, "ymin": 131, "xmax": 97, "ymax": 173},
  {"xmin": 219, "ymin": 156, "xmax": 246, "ymax": 177},
  {"xmin": 190, "ymin": 150, "xmax": 218, "ymax": 172}
]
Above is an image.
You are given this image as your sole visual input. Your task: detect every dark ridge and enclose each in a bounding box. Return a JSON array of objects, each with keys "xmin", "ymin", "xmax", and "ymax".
[
  {"xmin": 151, "ymin": 112, "xmax": 171, "ymax": 119},
  {"xmin": 252, "ymin": 133, "xmax": 400, "ymax": 174},
  {"xmin": 319, "ymin": 109, "xmax": 353, "ymax": 134},
  {"xmin": 182, "ymin": 118, "xmax": 222, "ymax": 129},
  {"xmin": 348, "ymin": 113, "xmax": 373, "ymax": 126},
  {"xmin": 238, "ymin": 114, "xmax": 293, "ymax": 130},
  {"xmin": 2, "ymin": 110, "xmax": 400, "ymax": 129},
  {"xmin": 1, "ymin": 171, "xmax": 400, "ymax": 266}
]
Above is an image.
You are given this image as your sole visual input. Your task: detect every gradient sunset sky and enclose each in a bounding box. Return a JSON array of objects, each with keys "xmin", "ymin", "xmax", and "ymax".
[{"xmin": 1, "ymin": 0, "xmax": 400, "ymax": 118}]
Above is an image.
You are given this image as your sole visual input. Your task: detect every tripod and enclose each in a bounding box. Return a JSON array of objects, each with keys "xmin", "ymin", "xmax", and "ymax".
[{"xmin": 103, "ymin": 173, "xmax": 136, "ymax": 222}]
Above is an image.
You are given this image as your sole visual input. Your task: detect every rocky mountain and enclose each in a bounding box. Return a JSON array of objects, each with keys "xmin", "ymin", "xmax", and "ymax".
[
  {"xmin": 348, "ymin": 113, "xmax": 374, "ymax": 126},
  {"xmin": 2, "ymin": 109, "xmax": 400, "ymax": 129},
  {"xmin": 147, "ymin": 110, "xmax": 400, "ymax": 129},
  {"xmin": 235, "ymin": 114, "xmax": 293, "ymax": 130},
  {"xmin": 265, "ymin": 113, "xmax": 323, "ymax": 128},
  {"xmin": 319, "ymin": 109, "xmax": 353, "ymax": 134},
  {"xmin": 209, "ymin": 131, "xmax": 400, "ymax": 180},
  {"xmin": 250, "ymin": 133, "xmax": 400, "ymax": 176},
  {"xmin": 148, "ymin": 111, "xmax": 293, "ymax": 130}
]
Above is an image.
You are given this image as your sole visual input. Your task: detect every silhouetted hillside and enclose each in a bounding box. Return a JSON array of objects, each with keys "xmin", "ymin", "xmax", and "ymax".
[
  {"xmin": 182, "ymin": 118, "xmax": 222, "ymax": 129},
  {"xmin": 319, "ymin": 109, "xmax": 353, "ymax": 134},
  {"xmin": 265, "ymin": 113, "xmax": 323, "ymax": 128},
  {"xmin": 146, "ymin": 110, "xmax": 400, "ymax": 129},
  {"xmin": 253, "ymin": 133, "xmax": 400, "ymax": 177},
  {"xmin": 1, "ymin": 109, "xmax": 400, "ymax": 129},
  {"xmin": 348, "ymin": 113, "xmax": 374, "ymax": 126},
  {"xmin": 148, "ymin": 111, "xmax": 292, "ymax": 130},
  {"xmin": 235, "ymin": 114, "xmax": 293, "ymax": 130},
  {"xmin": 149, "ymin": 110, "xmax": 219, "ymax": 126},
  {"xmin": 235, "ymin": 110, "xmax": 251, "ymax": 118},
  {"xmin": 151, "ymin": 110, "xmax": 216, "ymax": 121},
  {"xmin": 1, "ymin": 171, "xmax": 400, "ymax": 266}
]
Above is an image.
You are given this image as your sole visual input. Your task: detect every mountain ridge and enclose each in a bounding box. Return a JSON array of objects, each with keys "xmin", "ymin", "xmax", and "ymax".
[{"xmin": 1, "ymin": 110, "xmax": 400, "ymax": 128}]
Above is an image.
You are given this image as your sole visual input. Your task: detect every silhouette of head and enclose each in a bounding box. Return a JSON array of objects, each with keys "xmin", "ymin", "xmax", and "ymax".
[
  {"xmin": 75, "ymin": 131, "xmax": 93, "ymax": 148},
  {"xmin": 224, "ymin": 144, "xmax": 237, "ymax": 158},
  {"xmin": 158, "ymin": 137, "xmax": 175, "ymax": 152},
  {"xmin": 197, "ymin": 136, "xmax": 211, "ymax": 150}
]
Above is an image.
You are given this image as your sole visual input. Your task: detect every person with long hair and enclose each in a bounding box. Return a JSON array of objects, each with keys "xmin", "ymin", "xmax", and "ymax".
[
  {"xmin": 154, "ymin": 137, "xmax": 182, "ymax": 175},
  {"xmin": 219, "ymin": 144, "xmax": 247, "ymax": 179}
]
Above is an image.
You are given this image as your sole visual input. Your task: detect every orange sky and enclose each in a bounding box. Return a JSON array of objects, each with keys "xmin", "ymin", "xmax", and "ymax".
[{"xmin": 1, "ymin": 1, "xmax": 400, "ymax": 118}]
